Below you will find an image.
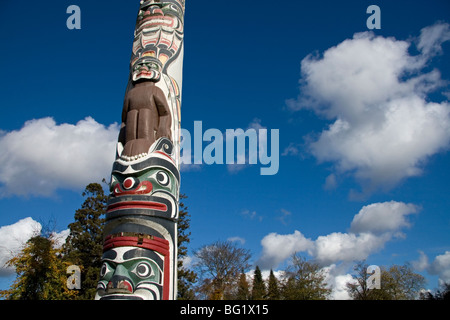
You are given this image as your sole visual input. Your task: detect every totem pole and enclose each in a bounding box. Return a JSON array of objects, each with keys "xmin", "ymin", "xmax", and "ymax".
[{"xmin": 95, "ymin": 0, "xmax": 185, "ymax": 300}]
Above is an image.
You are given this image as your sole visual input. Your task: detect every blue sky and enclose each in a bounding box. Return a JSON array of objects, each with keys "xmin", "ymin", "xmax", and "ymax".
[{"xmin": 0, "ymin": 0, "xmax": 450, "ymax": 299}]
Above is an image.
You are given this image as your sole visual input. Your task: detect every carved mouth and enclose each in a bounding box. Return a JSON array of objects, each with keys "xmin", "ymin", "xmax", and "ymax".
[
  {"xmin": 107, "ymin": 279, "xmax": 133, "ymax": 294},
  {"xmin": 106, "ymin": 200, "xmax": 168, "ymax": 213}
]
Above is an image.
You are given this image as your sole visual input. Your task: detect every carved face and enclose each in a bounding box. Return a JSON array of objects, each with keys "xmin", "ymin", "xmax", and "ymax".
[
  {"xmin": 136, "ymin": 1, "xmax": 184, "ymax": 31},
  {"xmin": 131, "ymin": 57, "xmax": 162, "ymax": 82},
  {"xmin": 130, "ymin": 0, "xmax": 184, "ymax": 82},
  {"xmin": 95, "ymin": 246, "xmax": 164, "ymax": 300},
  {"xmin": 111, "ymin": 166, "xmax": 178, "ymax": 199},
  {"xmin": 108, "ymin": 139, "xmax": 180, "ymax": 221}
]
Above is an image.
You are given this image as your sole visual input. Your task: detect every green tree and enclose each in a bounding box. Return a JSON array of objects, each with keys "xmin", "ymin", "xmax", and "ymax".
[
  {"xmin": 63, "ymin": 182, "xmax": 106, "ymax": 299},
  {"xmin": 1, "ymin": 233, "xmax": 78, "ymax": 300},
  {"xmin": 251, "ymin": 266, "xmax": 266, "ymax": 300},
  {"xmin": 177, "ymin": 194, "xmax": 197, "ymax": 300},
  {"xmin": 266, "ymin": 269, "xmax": 280, "ymax": 300},
  {"xmin": 281, "ymin": 254, "xmax": 331, "ymax": 300},
  {"xmin": 194, "ymin": 240, "xmax": 252, "ymax": 300}
]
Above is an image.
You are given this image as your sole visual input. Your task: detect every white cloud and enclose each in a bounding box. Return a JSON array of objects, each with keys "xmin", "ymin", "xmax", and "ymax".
[
  {"xmin": 417, "ymin": 22, "xmax": 450, "ymax": 56},
  {"xmin": 413, "ymin": 250, "xmax": 450, "ymax": 286},
  {"xmin": 241, "ymin": 209, "xmax": 263, "ymax": 222},
  {"xmin": 52, "ymin": 229, "xmax": 70, "ymax": 249},
  {"xmin": 412, "ymin": 250, "xmax": 429, "ymax": 271},
  {"xmin": 276, "ymin": 209, "xmax": 292, "ymax": 225},
  {"xmin": 323, "ymin": 173, "xmax": 337, "ymax": 190},
  {"xmin": 180, "ymin": 255, "xmax": 195, "ymax": 270},
  {"xmin": 281, "ymin": 142, "xmax": 301, "ymax": 157},
  {"xmin": 426, "ymin": 251, "xmax": 450, "ymax": 285},
  {"xmin": 257, "ymin": 201, "xmax": 417, "ymax": 269},
  {"xmin": 0, "ymin": 117, "xmax": 119, "ymax": 197},
  {"xmin": 312, "ymin": 232, "xmax": 390, "ymax": 266},
  {"xmin": 287, "ymin": 23, "xmax": 450, "ymax": 193},
  {"xmin": 257, "ymin": 231, "xmax": 314, "ymax": 270},
  {"xmin": 322, "ymin": 264, "xmax": 353, "ymax": 300},
  {"xmin": 227, "ymin": 236, "xmax": 246, "ymax": 245},
  {"xmin": 350, "ymin": 201, "xmax": 419, "ymax": 234},
  {"xmin": 0, "ymin": 218, "xmax": 41, "ymax": 276}
]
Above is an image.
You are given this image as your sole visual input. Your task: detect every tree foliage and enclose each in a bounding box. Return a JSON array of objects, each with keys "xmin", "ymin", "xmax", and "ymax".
[
  {"xmin": 251, "ymin": 266, "xmax": 266, "ymax": 300},
  {"xmin": 177, "ymin": 194, "xmax": 197, "ymax": 300},
  {"xmin": 266, "ymin": 269, "xmax": 280, "ymax": 300},
  {"xmin": 193, "ymin": 240, "xmax": 251, "ymax": 300},
  {"xmin": 280, "ymin": 254, "xmax": 331, "ymax": 300},
  {"xmin": 420, "ymin": 282, "xmax": 450, "ymax": 300},
  {"xmin": 346, "ymin": 260, "xmax": 426, "ymax": 300},
  {"xmin": 62, "ymin": 182, "xmax": 106, "ymax": 299},
  {"xmin": 235, "ymin": 272, "xmax": 250, "ymax": 300},
  {"xmin": 1, "ymin": 183, "xmax": 197, "ymax": 300},
  {"xmin": 0, "ymin": 233, "xmax": 77, "ymax": 300}
]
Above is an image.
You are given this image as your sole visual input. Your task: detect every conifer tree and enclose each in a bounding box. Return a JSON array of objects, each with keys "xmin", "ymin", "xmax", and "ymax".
[
  {"xmin": 236, "ymin": 272, "xmax": 250, "ymax": 300},
  {"xmin": 251, "ymin": 266, "xmax": 266, "ymax": 300},
  {"xmin": 177, "ymin": 194, "xmax": 197, "ymax": 299},
  {"xmin": 266, "ymin": 269, "xmax": 280, "ymax": 300},
  {"xmin": 63, "ymin": 182, "xmax": 106, "ymax": 299}
]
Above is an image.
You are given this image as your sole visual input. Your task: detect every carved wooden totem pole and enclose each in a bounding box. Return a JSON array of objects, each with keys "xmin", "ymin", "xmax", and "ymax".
[{"xmin": 95, "ymin": 0, "xmax": 185, "ymax": 300}]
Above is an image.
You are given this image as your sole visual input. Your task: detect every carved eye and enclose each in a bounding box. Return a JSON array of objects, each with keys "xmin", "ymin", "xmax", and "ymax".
[
  {"xmin": 156, "ymin": 171, "xmax": 169, "ymax": 186},
  {"xmin": 100, "ymin": 262, "xmax": 113, "ymax": 278},
  {"xmin": 134, "ymin": 262, "xmax": 153, "ymax": 278}
]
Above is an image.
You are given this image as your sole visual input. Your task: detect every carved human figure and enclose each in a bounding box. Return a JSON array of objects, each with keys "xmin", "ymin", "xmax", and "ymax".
[{"xmin": 120, "ymin": 80, "xmax": 172, "ymax": 159}]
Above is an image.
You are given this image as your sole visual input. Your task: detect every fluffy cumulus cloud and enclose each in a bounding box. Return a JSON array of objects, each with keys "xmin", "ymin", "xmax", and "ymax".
[
  {"xmin": 258, "ymin": 231, "xmax": 314, "ymax": 269},
  {"xmin": 257, "ymin": 201, "xmax": 418, "ymax": 269},
  {"xmin": 0, "ymin": 117, "xmax": 119, "ymax": 197},
  {"xmin": 428, "ymin": 251, "xmax": 450, "ymax": 285},
  {"xmin": 414, "ymin": 250, "xmax": 450, "ymax": 286},
  {"xmin": 256, "ymin": 201, "xmax": 419, "ymax": 299},
  {"xmin": 287, "ymin": 22, "xmax": 450, "ymax": 193},
  {"xmin": 349, "ymin": 201, "xmax": 419, "ymax": 234}
]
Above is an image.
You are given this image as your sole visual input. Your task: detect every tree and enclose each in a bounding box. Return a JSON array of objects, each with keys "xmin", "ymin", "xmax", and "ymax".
[
  {"xmin": 63, "ymin": 182, "xmax": 106, "ymax": 299},
  {"xmin": 1, "ymin": 233, "xmax": 77, "ymax": 300},
  {"xmin": 251, "ymin": 266, "xmax": 266, "ymax": 300},
  {"xmin": 177, "ymin": 194, "xmax": 197, "ymax": 300},
  {"xmin": 266, "ymin": 269, "xmax": 280, "ymax": 300},
  {"xmin": 281, "ymin": 254, "xmax": 331, "ymax": 300},
  {"xmin": 382, "ymin": 263, "xmax": 426, "ymax": 300},
  {"xmin": 420, "ymin": 283, "xmax": 450, "ymax": 300},
  {"xmin": 235, "ymin": 272, "xmax": 250, "ymax": 300},
  {"xmin": 193, "ymin": 240, "xmax": 252, "ymax": 300},
  {"xmin": 346, "ymin": 261, "xmax": 426, "ymax": 300},
  {"xmin": 346, "ymin": 261, "xmax": 374, "ymax": 300}
]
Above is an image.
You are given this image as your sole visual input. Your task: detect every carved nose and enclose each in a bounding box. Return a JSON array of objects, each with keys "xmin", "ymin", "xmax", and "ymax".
[{"xmin": 107, "ymin": 275, "xmax": 133, "ymax": 293}]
